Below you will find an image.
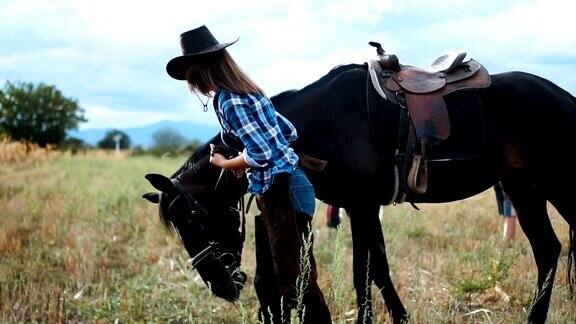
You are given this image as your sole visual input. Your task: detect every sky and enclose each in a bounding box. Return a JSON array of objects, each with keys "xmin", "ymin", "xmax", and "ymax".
[{"xmin": 1, "ymin": 0, "xmax": 575, "ymax": 130}]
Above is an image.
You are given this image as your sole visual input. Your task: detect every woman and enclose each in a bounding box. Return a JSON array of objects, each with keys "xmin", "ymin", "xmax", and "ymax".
[
  {"xmin": 166, "ymin": 26, "xmax": 331, "ymax": 323},
  {"xmin": 326, "ymin": 204, "xmax": 341, "ymax": 228},
  {"xmin": 494, "ymin": 182, "xmax": 517, "ymax": 241}
]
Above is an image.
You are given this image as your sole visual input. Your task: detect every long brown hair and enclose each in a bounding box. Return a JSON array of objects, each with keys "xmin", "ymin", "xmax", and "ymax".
[{"xmin": 186, "ymin": 50, "xmax": 263, "ymax": 96}]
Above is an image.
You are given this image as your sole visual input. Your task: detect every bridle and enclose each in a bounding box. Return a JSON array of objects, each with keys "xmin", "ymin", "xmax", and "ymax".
[{"xmin": 170, "ymin": 167, "xmax": 247, "ymax": 270}]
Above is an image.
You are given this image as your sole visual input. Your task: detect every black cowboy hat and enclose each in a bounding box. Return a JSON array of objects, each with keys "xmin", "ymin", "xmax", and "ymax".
[{"xmin": 166, "ymin": 25, "xmax": 238, "ymax": 80}]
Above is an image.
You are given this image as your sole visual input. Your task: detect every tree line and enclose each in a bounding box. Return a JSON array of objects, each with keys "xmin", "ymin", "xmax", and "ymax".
[
  {"xmin": 0, "ymin": 81, "xmax": 201, "ymax": 156},
  {"xmin": 97, "ymin": 128, "xmax": 202, "ymax": 156}
]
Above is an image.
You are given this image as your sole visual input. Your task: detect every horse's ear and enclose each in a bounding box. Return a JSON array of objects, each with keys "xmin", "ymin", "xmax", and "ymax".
[
  {"xmin": 142, "ymin": 192, "xmax": 160, "ymax": 204},
  {"xmin": 145, "ymin": 173, "xmax": 176, "ymax": 194}
]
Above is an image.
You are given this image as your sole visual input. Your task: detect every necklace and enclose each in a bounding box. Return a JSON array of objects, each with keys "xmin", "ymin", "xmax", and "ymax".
[{"xmin": 193, "ymin": 91, "xmax": 210, "ymax": 112}]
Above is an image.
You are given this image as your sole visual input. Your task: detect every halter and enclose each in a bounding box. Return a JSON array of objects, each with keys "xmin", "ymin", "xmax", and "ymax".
[{"xmin": 171, "ymin": 169, "xmax": 246, "ymax": 269}]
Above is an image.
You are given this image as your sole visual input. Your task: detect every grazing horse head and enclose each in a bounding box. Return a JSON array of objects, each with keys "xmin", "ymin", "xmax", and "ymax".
[{"xmin": 142, "ymin": 140, "xmax": 248, "ymax": 302}]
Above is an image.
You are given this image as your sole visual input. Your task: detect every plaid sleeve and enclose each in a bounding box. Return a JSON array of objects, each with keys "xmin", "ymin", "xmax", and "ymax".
[
  {"xmin": 220, "ymin": 93, "xmax": 272, "ymax": 168},
  {"xmin": 275, "ymin": 112, "xmax": 298, "ymax": 143}
]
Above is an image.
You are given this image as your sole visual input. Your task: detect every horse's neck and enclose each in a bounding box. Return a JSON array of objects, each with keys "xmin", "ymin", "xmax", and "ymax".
[
  {"xmin": 272, "ymin": 67, "xmax": 402, "ymax": 206},
  {"xmin": 173, "ymin": 136, "xmax": 222, "ymax": 179},
  {"xmin": 275, "ymin": 69, "xmax": 383, "ymax": 155}
]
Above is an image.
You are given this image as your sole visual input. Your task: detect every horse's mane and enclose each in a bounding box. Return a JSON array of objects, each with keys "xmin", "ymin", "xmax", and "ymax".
[
  {"xmin": 271, "ymin": 63, "xmax": 365, "ymax": 106},
  {"xmin": 170, "ymin": 133, "xmax": 220, "ymax": 178}
]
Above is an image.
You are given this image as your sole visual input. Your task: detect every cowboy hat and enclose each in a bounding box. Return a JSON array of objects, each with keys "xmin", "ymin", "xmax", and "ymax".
[{"xmin": 166, "ymin": 25, "xmax": 238, "ymax": 80}]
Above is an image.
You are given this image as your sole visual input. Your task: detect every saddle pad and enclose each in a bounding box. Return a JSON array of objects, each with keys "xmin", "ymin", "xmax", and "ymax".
[{"xmin": 426, "ymin": 90, "xmax": 485, "ymax": 161}]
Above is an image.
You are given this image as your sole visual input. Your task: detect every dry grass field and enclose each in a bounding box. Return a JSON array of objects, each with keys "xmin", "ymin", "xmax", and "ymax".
[{"xmin": 1, "ymin": 150, "xmax": 575, "ymax": 323}]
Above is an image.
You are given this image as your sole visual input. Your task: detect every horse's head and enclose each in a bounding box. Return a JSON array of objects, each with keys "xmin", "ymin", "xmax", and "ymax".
[{"xmin": 142, "ymin": 152, "xmax": 248, "ymax": 302}]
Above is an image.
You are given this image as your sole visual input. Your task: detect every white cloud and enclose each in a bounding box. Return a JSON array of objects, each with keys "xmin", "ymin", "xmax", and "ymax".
[
  {"xmin": 81, "ymin": 102, "xmax": 217, "ymax": 130},
  {"xmin": 327, "ymin": 0, "xmax": 393, "ymax": 24},
  {"xmin": 255, "ymin": 47, "xmax": 383, "ymax": 94},
  {"xmin": 390, "ymin": 0, "xmax": 576, "ymax": 87},
  {"xmin": 0, "ymin": 47, "xmax": 82, "ymax": 69},
  {"xmin": 401, "ymin": 0, "xmax": 576, "ymax": 56},
  {"xmin": 1, "ymin": 0, "xmax": 575, "ymax": 130}
]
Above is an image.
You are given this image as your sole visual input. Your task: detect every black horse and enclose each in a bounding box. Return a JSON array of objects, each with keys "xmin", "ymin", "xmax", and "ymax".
[{"xmin": 144, "ymin": 62, "xmax": 576, "ymax": 323}]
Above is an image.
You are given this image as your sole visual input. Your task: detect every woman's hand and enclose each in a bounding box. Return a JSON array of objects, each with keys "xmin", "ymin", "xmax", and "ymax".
[
  {"xmin": 210, "ymin": 144, "xmax": 249, "ymax": 178},
  {"xmin": 209, "ymin": 152, "xmax": 228, "ymax": 168},
  {"xmin": 209, "ymin": 144, "xmax": 228, "ymax": 167},
  {"xmin": 210, "ymin": 152, "xmax": 245, "ymax": 178}
]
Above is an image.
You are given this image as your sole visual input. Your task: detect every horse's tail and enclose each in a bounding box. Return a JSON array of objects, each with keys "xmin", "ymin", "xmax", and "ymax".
[{"xmin": 567, "ymin": 226, "xmax": 576, "ymax": 298}]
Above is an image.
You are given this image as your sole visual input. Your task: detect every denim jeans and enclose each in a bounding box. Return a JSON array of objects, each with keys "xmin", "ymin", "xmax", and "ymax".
[
  {"xmin": 288, "ymin": 167, "xmax": 316, "ymax": 217},
  {"xmin": 494, "ymin": 183, "xmax": 515, "ymax": 217}
]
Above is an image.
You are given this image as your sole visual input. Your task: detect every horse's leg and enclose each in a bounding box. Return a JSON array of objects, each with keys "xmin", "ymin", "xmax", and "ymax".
[
  {"xmin": 365, "ymin": 208, "xmax": 408, "ymax": 323},
  {"xmin": 347, "ymin": 206, "xmax": 374, "ymax": 324},
  {"xmin": 502, "ymin": 175, "xmax": 561, "ymax": 323},
  {"xmin": 260, "ymin": 181, "xmax": 331, "ymax": 324},
  {"xmin": 543, "ymin": 190, "xmax": 576, "ymax": 299},
  {"xmin": 348, "ymin": 204, "xmax": 407, "ymax": 324}
]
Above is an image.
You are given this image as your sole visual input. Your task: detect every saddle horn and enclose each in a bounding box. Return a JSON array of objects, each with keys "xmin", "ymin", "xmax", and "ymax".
[
  {"xmin": 369, "ymin": 41, "xmax": 385, "ymax": 56},
  {"xmin": 369, "ymin": 41, "xmax": 401, "ymax": 73}
]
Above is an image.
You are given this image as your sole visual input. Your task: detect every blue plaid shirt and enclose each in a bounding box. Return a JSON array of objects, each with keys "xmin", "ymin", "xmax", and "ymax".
[{"xmin": 214, "ymin": 89, "xmax": 299, "ymax": 194}]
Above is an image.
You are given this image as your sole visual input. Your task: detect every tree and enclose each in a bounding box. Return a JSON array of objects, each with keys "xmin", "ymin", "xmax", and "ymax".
[
  {"xmin": 179, "ymin": 138, "xmax": 203, "ymax": 156},
  {"xmin": 150, "ymin": 128, "xmax": 186, "ymax": 156},
  {"xmin": 97, "ymin": 129, "xmax": 131, "ymax": 149},
  {"xmin": 0, "ymin": 81, "xmax": 86, "ymax": 146},
  {"xmin": 60, "ymin": 137, "xmax": 90, "ymax": 154}
]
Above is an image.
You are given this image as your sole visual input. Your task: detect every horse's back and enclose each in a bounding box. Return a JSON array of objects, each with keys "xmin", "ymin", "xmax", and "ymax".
[
  {"xmin": 486, "ymin": 71, "xmax": 576, "ymax": 184},
  {"xmin": 410, "ymin": 71, "xmax": 576, "ymax": 203},
  {"xmin": 488, "ymin": 71, "xmax": 576, "ymax": 139},
  {"xmin": 489, "ymin": 71, "xmax": 575, "ymax": 112}
]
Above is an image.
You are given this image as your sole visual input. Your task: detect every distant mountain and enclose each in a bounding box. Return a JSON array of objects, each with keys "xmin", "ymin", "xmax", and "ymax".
[{"xmin": 69, "ymin": 120, "xmax": 219, "ymax": 147}]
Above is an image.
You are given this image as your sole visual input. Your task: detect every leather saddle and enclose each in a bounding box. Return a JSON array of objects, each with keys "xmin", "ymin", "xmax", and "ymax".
[{"xmin": 367, "ymin": 42, "xmax": 491, "ymax": 198}]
